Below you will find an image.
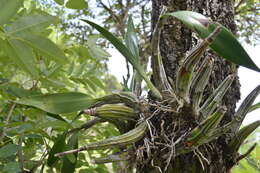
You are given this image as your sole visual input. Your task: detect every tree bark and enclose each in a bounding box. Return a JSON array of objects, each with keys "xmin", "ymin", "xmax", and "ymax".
[{"xmin": 136, "ymin": 0, "xmax": 241, "ymax": 172}]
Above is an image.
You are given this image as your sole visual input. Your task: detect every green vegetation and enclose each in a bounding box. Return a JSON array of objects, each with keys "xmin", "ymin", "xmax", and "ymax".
[{"xmin": 0, "ymin": 0, "xmax": 259, "ymax": 172}]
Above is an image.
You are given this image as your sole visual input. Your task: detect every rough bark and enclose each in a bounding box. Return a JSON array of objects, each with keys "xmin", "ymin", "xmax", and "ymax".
[{"xmin": 136, "ymin": 0, "xmax": 241, "ymax": 172}]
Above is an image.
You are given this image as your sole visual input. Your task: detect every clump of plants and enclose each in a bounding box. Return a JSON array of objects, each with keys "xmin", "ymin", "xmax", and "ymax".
[{"xmin": 16, "ymin": 8, "xmax": 260, "ymax": 172}]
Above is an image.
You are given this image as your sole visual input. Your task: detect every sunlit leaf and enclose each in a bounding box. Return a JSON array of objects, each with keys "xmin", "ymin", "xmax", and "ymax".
[
  {"xmin": 166, "ymin": 11, "xmax": 260, "ymax": 72},
  {"xmin": 5, "ymin": 14, "xmax": 58, "ymax": 34},
  {"xmin": 2, "ymin": 39, "xmax": 39, "ymax": 78},
  {"xmin": 20, "ymin": 34, "xmax": 67, "ymax": 64},
  {"xmin": 0, "ymin": 0, "xmax": 24, "ymax": 25},
  {"xmin": 65, "ymin": 0, "xmax": 88, "ymax": 10}
]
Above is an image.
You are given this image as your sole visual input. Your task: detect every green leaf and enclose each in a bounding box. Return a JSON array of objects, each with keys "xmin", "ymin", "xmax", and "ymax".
[
  {"xmin": 125, "ymin": 15, "xmax": 139, "ymax": 59},
  {"xmin": 6, "ymin": 84, "xmax": 41, "ymax": 98},
  {"xmin": 82, "ymin": 19, "xmax": 162, "ymax": 99},
  {"xmin": 54, "ymin": 0, "xmax": 64, "ymax": 5},
  {"xmin": 16, "ymin": 92, "xmax": 96, "ymax": 114},
  {"xmin": 166, "ymin": 11, "xmax": 260, "ymax": 72},
  {"xmin": 65, "ymin": 0, "xmax": 88, "ymax": 10},
  {"xmin": 47, "ymin": 133, "xmax": 67, "ymax": 167},
  {"xmin": 2, "ymin": 162, "xmax": 21, "ymax": 173},
  {"xmin": 61, "ymin": 133, "xmax": 78, "ymax": 173},
  {"xmin": 0, "ymin": 0, "xmax": 24, "ymax": 25},
  {"xmin": 0, "ymin": 144, "xmax": 19, "ymax": 158},
  {"xmin": 19, "ymin": 34, "xmax": 67, "ymax": 64},
  {"xmin": 2, "ymin": 39, "xmax": 39, "ymax": 78},
  {"xmin": 248, "ymin": 102, "xmax": 260, "ymax": 113},
  {"xmin": 5, "ymin": 14, "xmax": 58, "ymax": 35},
  {"xmin": 229, "ymin": 121, "xmax": 260, "ymax": 153}
]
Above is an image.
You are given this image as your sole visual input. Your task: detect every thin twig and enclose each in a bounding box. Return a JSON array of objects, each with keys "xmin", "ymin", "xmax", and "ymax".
[
  {"xmin": 0, "ymin": 103, "xmax": 16, "ymax": 141},
  {"xmin": 68, "ymin": 117, "xmax": 104, "ymax": 134},
  {"xmin": 18, "ymin": 136, "xmax": 25, "ymax": 171}
]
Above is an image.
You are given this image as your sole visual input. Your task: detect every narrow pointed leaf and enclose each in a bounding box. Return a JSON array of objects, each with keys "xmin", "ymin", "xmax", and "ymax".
[
  {"xmin": 233, "ymin": 85, "xmax": 260, "ymax": 132},
  {"xmin": 55, "ymin": 122, "xmax": 147, "ymax": 157},
  {"xmin": 248, "ymin": 102, "xmax": 260, "ymax": 113},
  {"xmin": 0, "ymin": 0, "xmax": 24, "ymax": 25},
  {"xmin": 16, "ymin": 92, "xmax": 96, "ymax": 114},
  {"xmin": 199, "ymin": 75, "xmax": 234, "ymax": 116},
  {"xmin": 2, "ymin": 39, "xmax": 39, "ymax": 78},
  {"xmin": 82, "ymin": 20, "xmax": 162, "ymax": 99},
  {"xmin": 228, "ymin": 121, "xmax": 260, "ymax": 153},
  {"xmin": 47, "ymin": 133, "xmax": 67, "ymax": 167},
  {"xmin": 166, "ymin": 11, "xmax": 260, "ymax": 72},
  {"xmin": 61, "ymin": 133, "xmax": 78, "ymax": 173},
  {"xmin": 186, "ymin": 107, "xmax": 226, "ymax": 146},
  {"xmin": 125, "ymin": 15, "xmax": 139, "ymax": 59}
]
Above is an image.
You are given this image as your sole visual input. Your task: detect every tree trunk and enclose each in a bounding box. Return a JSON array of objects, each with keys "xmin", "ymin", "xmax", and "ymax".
[{"xmin": 135, "ymin": 0, "xmax": 241, "ymax": 172}]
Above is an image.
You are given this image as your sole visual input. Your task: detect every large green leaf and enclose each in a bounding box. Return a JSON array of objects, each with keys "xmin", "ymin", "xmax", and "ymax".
[
  {"xmin": 19, "ymin": 34, "xmax": 67, "ymax": 64},
  {"xmin": 166, "ymin": 11, "xmax": 260, "ymax": 72},
  {"xmin": 65, "ymin": 0, "xmax": 88, "ymax": 9},
  {"xmin": 16, "ymin": 92, "xmax": 96, "ymax": 114},
  {"xmin": 125, "ymin": 15, "xmax": 139, "ymax": 59},
  {"xmin": 47, "ymin": 133, "xmax": 67, "ymax": 167},
  {"xmin": 82, "ymin": 20, "xmax": 162, "ymax": 99},
  {"xmin": 2, "ymin": 39, "xmax": 39, "ymax": 78},
  {"xmin": 0, "ymin": 144, "xmax": 19, "ymax": 158},
  {"xmin": 0, "ymin": 0, "xmax": 24, "ymax": 25},
  {"xmin": 5, "ymin": 14, "xmax": 58, "ymax": 35}
]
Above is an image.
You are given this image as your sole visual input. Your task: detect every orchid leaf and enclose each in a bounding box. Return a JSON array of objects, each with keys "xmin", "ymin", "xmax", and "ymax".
[
  {"xmin": 166, "ymin": 11, "xmax": 260, "ymax": 72},
  {"xmin": 82, "ymin": 19, "xmax": 162, "ymax": 99}
]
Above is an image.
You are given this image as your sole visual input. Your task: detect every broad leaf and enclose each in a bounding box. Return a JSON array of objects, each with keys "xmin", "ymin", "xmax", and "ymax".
[
  {"xmin": 0, "ymin": 144, "xmax": 19, "ymax": 158},
  {"xmin": 65, "ymin": 0, "xmax": 88, "ymax": 10},
  {"xmin": 82, "ymin": 20, "xmax": 162, "ymax": 99},
  {"xmin": 2, "ymin": 39, "xmax": 39, "ymax": 78},
  {"xmin": 16, "ymin": 92, "xmax": 96, "ymax": 114},
  {"xmin": 0, "ymin": 0, "xmax": 24, "ymax": 25},
  {"xmin": 166, "ymin": 11, "xmax": 260, "ymax": 72},
  {"xmin": 47, "ymin": 133, "xmax": 67, "ymax": 167},
  {"xmin": 20, "ymin": 34, "xmax": 67, "ymax": 64},
  {"xmin": 5, "ymin": 14, "xmax": 58, "ymax": 35},
  {"xmin": 2, "ymin": 162, "xmax": 21, "ymax": 173}
]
